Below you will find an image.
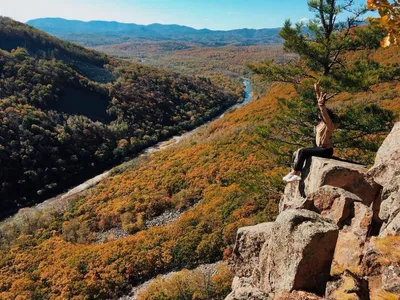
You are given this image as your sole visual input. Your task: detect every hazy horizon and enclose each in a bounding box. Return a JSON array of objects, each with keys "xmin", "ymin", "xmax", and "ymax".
[
  {"xmin": 3, "ymin": 0, "xmax": 370, "ymax": 31},
  {"xmin": 25, "ymin": 16, "xmax": 284, "ymax": 31}
]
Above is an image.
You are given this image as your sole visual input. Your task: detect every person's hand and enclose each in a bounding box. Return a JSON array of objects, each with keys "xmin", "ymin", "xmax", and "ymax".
[
  {"xmin": 318, "ymin": 92, "xmax": 327, "ymax": 105},
  {"xmin": 314, "ymin": 81, "xmax": 326, "ymax": 105}
]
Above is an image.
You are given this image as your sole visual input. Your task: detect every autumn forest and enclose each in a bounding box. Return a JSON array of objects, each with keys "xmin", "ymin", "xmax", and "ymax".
[{"xmin": 1, "ymin": 0, "xmax": 400, "ymax": 299}]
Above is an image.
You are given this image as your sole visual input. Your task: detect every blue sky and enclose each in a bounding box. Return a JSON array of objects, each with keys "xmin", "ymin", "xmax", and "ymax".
[{"xmin": 3, "ymin": 0, "xmax": 371, "ymax": 30}]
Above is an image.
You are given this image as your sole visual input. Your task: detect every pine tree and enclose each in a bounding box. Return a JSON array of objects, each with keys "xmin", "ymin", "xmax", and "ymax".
[{"xmin": 250, "ymin": 0, "xmax": 396, "ymax": 164}]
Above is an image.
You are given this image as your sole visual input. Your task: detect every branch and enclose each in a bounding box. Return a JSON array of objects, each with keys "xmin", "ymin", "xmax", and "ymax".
[
  {"xmin": 314, "ymin": 0, "xmax": 326, "ymax": 35},
  {"xmin": 325, "ymin": 91, "xmax": 340, "ymax": 100},
  {"xmin": 327, "ymin": 8, "xmax": 365, "ymax": 70},
  {"xmin": 263, "ymin": 135, "xmax": 307, "ymax": 147},
  {"xmin": 335, "ymin": 132, "xmax": 387, "ymax": 145},
  {"xmin": 328, "ymin": 0, "xmax": 336, "ymax": 37}
]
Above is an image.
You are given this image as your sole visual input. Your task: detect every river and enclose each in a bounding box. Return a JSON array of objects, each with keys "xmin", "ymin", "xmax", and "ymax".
[{"xmin": 0, "ymin": 78, "xmax": 253, "ymax": 226}]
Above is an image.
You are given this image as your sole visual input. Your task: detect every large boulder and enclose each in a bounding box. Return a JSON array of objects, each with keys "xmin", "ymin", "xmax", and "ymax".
[
  {"xmin": 369, "ymin": 151, "xmax": 400, "ymax": 188},
  {"xmin": 303, "ymin": 158, "xmax": 380, "ymax": 206},
  {"xmin": 373, "ymin": 165, "xmax": 400, "ymax": 236},
  {"xmin": 280, "ymin": 158, "xmax": 381, "ymax": 213},
  {"xmin": 368, "ymin": 150, "xmax": 400, "ymax": 231},
  {"xmin": 258, "ymin": 209, "xmax": 339, "ymax": 295},
  {"xmin": 330, "ymin": 202, "xmax": 373, "ymax": 276},
  {"xmin": 229, "ymin": 222, "xmax": 274, "ymax": 278},
  {"xmin": 368, "ymin": 122, "xmax": 400, "ymax": 237},
  {"xmin": 307, "ymin": 186, "xmax": 363, "ymax": 228}
]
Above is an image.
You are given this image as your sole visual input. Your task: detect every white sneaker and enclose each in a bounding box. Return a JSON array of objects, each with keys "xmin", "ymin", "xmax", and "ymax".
[
  {"xmin": 282, "ymin": 172, "xmax": 293, "ymax": 181},
  {"xmin": 286, "ymin": 175, "xmax": 302, "ymax": 183}
]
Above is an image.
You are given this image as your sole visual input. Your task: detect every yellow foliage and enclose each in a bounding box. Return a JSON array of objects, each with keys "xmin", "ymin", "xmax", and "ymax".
[
  {"xmin": 367, "ymin": 0, "xmax": 400, "ymax": 47},
  {"xmin": 137, "ymin": 263, "xmax": 233, "ymax": 300},
  {"xmin": 374, "ymin": 236, "xmax": 400, "ymax": 266}
]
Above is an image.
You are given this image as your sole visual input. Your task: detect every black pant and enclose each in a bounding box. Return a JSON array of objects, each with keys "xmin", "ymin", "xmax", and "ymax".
[{"xmin": 292, "ymin": 147, "xmax": 333, "ymax": 171}]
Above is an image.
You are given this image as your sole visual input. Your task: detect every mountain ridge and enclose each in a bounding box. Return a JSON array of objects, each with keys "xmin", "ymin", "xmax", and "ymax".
[
  {"xmin": 26, "ymin": 17, "xmax": 282, "ymax": 46},
  {"xmin": 27, "ymin": 17, "xmax": 279, "ymax": 33}
]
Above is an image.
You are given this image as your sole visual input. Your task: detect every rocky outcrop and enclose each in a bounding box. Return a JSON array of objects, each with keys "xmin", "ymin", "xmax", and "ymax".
[
  {"xmin": 368, "ymin": 122, "xmax": 400, "ymax": 237},
  {"xmin": 226, "ymin": 223, "xmax": 274, "ymax": 300},
  {"xmin": 307, "ymin": 186, "xmax": 363, "ymax": 227},
  {"xmin": 368, "ymin": 128, "xmax": 400, "ymax": 237},
  {"xmin": 259, "ymin": 210, "xmax": 338, "ymax": 295},
  {"xmin": 280, "ymin": 158, "xmax": 380, "ymax": 213},
  {"xmin": 275, "ymin": 291, "xmax": 323, "ymax": 300},
  {"xmin": 382, "ymin": 263, "xmax": 400, "ymax": 294},
  {"xmin": 380, "ymin": 213, "xmax": 400, "ymax": 237},
  {"xmin": 229, "ymin": 222, "xmax": 274, "ymax": 278},
  {"xmin": 279, "ymin": 184, "xmax": 314, "ymax": 213},
  {"xmin": 227, "ymin": 210, "xmax": 338, "ymax": 299},
  {"xmin": 227, "ymin": 122, "xmax": 400, "ymax": 300},
  {"xmin": 374, "ymin": 122, "xmax": 400, "ymax": 166},
  {"xmin": 225, "ymin": 277, "xmax": 268, "ymax": 300},
  {"xmin": 325, "ymin": 270, "xmax": 369, "ymax": 300},
  {"xmin": 305, "ymin": 159, "xmax": 379, "ymax": 205},
  {"xmin": 360, "ymin": 236, "xmax": 400, "ymax": 299},
  {"xmin": 331, "ymin": 202, "xmax": 373, "ymax": 276}
]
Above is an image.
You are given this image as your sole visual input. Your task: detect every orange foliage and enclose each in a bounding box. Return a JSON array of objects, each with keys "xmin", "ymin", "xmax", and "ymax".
[
  {"xmin": 0, "ymin": 46, "xmax": 399, "ymax": 298},
  {"xmin": 0, "ymin": 84, "xmax": 285, "ymax": 299}
]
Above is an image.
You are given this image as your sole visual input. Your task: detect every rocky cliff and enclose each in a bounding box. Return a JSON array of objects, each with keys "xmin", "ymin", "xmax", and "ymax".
[{"xmin": 227, "ymin": 122, "xmax": 400, "ymax": 300}]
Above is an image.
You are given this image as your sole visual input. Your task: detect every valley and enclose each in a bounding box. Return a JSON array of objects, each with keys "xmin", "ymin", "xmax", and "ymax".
[
  {"xmin": 1, "ymin": 1, "xmax": 400, "ymax": 299},
  {"xmin": 0, "ymin": 17, "xmax": 284, "ymax": 299},
  {"xmin": 0, "ymin": 17, "xmax": 242, "ymax": 218},
  {"xmin": 0, "ymin": 78, "xmax": 253, "ymax": 228},
  {"xmin": 0, "ymin": 79, "xmax": 285, "ymax": 299}
]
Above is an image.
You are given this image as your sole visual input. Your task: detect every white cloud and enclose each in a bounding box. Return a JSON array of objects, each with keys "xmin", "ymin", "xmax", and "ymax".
[{"xmin": 299, "ymin": 17, "xmax": 310, "ymax": 23}]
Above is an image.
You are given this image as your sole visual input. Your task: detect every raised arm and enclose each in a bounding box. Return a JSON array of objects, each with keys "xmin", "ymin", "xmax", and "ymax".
[{"xmin": 314, "ymin": 82, "xmax": 334, "ymax": 129}]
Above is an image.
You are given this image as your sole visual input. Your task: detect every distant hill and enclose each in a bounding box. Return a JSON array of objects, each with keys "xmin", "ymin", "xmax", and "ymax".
[
  {"xmin": 1, "ymin": 17, "xmax": 113, "ymax": 82},
  {"xmin": 27, "ymin": 18, "xmax": 282, "ymax": 47},
  {"xmin": 0, "ymin": 17, "xmax": 240, "ymax": 217}
]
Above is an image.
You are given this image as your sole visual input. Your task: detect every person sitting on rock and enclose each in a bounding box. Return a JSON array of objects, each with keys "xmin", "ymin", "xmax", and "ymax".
[{"xmin": 283, "ymin": 82, "xmax": 339, "ymax": 183}]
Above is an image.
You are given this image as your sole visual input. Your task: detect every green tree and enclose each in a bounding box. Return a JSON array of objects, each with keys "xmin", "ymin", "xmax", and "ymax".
[{"xmin": 249, "ymin": 0, "xmax": 396, "ymax": 164}]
